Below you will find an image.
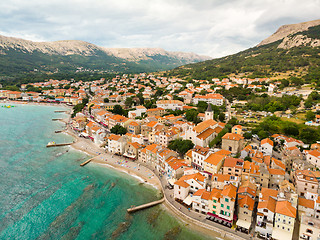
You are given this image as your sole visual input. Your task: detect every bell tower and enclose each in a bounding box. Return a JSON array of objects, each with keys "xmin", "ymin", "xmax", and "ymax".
[{"xmin": 205, "ymin": 104, "xmax": 213, "ymax": 121}]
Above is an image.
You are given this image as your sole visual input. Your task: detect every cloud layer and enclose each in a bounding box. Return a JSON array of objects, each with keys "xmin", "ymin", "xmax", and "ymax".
[{"xmin": 0, "ymin": 0, "xmax": 319, "ymax": 57}]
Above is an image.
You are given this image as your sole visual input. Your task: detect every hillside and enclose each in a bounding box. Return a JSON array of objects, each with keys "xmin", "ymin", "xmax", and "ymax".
[
  {"xmin": 169, "ymin": 20, "xmax": 320, "ymax": 82},
  {"xmin": 0, "ymin": 35, "xmax": 210, "ymax": 79}
]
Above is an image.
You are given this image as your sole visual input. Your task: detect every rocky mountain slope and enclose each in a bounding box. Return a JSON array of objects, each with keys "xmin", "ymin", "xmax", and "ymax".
[
  {"xmin": 169, "ymin": 19, "xmax": 320, "ymax": 81},
  {"xmin": 258, "ymin": 19, "xmax": 320, "ymax": 46},
  {"xmin": 0, "ymin": 35, "xmax": 210, "ymax": 78}
]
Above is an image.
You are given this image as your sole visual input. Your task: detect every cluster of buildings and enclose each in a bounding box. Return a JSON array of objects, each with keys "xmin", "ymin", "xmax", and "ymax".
[{"xmin": 2, "ymin": 73, "xmax": 320, "ymax": 240}]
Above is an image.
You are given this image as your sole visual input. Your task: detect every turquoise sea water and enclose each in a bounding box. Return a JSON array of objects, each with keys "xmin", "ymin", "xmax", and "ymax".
[{"xmin": 0, "ymin": 104, "xmax": 213, "ymax": 240}]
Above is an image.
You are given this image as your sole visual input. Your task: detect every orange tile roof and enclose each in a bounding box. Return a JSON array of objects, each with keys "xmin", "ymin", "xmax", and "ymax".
[
  {"xmin": 174, "ymin": 179, "xmax": 190, "ymax": 188},
  {"xmin": 268, "ymin": 168, "xmax": 285, "ymax": 176},
  {"xmin": 193, "ymin": 145, "xmax": 210, "ymax": 156},
  {"xmin": 275, "ymin": 201, "xmax": 296, "ymax": 218},
  {"xmin": 238, "ymin": 195, "xmax": 255, "ymax": 211},
  {"xmin": 298, "ymin": 197, "xmax": 315, "ymax": 209},
  {"xmin": 258, "ymin": 196, "xmax": 277, "ymax": 212},
  {"xmin": 193, "ymin": 189, "xmax": 205, "ymax": 196},
  {"xmin": 204, "ymin": 153, "xmax": 225, "ymax": 166},
  {"xmin": 261, "ymin": 138, "xmax": 274, "ymax": 146},
  {"xmin": 211, "ymin": 188, "xmax": 222, "ymax": 199},
  {"xmin": 222, "ymin": 133, "xmax": 244, "ymax": 141},
  {"xmin": 146, "ymin": 121, "xmax": 158, "ymax": 128},
  {"xmin": 308, "ymin": 149, "xmax": 320, "ymax": 158},
  {"xmin": 129, "ymin": 121, "xmax": 139, "ymax": 126},
  {"xmin": 215, "ymin": 149, "xmax": 232, "ymax": 156},
  {"xmin": 193, "ymin": 119, "xmax": 217, "ymax": 133},
  {"xmin": 260, "ymin": 188, "xmax": 278, "ymax": 201},
  {"xmin": 273, "ymin": 159, "xmax": 286, "ymax": 170},
  {"xmin": 221, "ymin": 184, "xmax": 237, "ymax": 200},
  {"xmin": 223, "ymin": 157, "xmax": 243, "ymax": 168},
  {"xmin": 197, "ymin": 128, "xmax": 215, "ymax": 140},
  {"xmin": 108, "ymin": 134, "xmax": 121, "ymax": 141}
]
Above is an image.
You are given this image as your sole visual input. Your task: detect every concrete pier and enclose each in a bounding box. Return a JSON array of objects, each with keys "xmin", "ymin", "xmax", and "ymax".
[
  {"xmin": 80, "ymin": 159, "xmax": 93, "ymax": 166},
  {"xmin": 127, "ymin": 198, "xmax": 164, "ymax": 213},
  {"xmin": 54, "ymin": 110, "xmax": 68, "ymax": 113},
  {"xmin": 46, "ymin": 142, "xmax": 73, "ymax": 147},
  {"xmin": 52, "ymin": 118, "xmax": 63, "ymax": 121}
]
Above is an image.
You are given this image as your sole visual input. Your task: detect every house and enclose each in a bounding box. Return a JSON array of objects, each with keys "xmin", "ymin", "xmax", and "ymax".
[
  {"xmin": 236, "ymin": 194, "xmax": 255, "ymax": 233},
  {"xmin": 211, "ymin": 173, "xmax": 240, "ymax": 190},
  {"xmin": 222, "ymin": 157, "xmax": 244, "ymax": 177},
  {"xmin": 192, "ymin": 189, "xmax": 212, "ymax": 214},
  {"xmin": 231, "ymin": 125, "xmax": 242, "ymax": 135},
  {"xmin": 298, "ymin": 197, "xmax": 315, "ymax": 218},
  {"xmin": 192, "ymin": 93, "xmax": 224, "ymax": 106},
  {"xmin": 306, "ymin": 149, "xmax": 320, "ymax": 168},
  {"xmin": 203, "ymin": 153, "xmax": 225, "ymax": 178},
  {"xmin": 156, "ymin": 100, "xmax": 184, "ymax": 110},
  {"xmin": 268, "ymin": 168, "xmax": 286, "ymax": 189},
  {"xmin": 260, "ymin": 138, "xmax": 274, "ymax": 156},
  {"xmin": 146, "ymin": 107, "xmax": 165, "ymax": 117},
  {"xmin": 165, "ymin": 157, "xmax": 187, "ymax": 180},
  {"xmin": 272, "ymin": 201, "xmax": 296, "ymax": 240},
  {"xmin": 221, "ymin": 133, "xmax": 244, "ymax": 154},
  {"xmin": 218, "ymin": 184, "xmax": 237, "ymax": 226},
  {"xmin": 256, "ymin": 195, "xmax": 277, "ymax": 238},
  {"xmin": 294, "ymin": 170, "xmax": 320, "ymax": 198},
  {"xmin": 191, "ymin": 145, "xmax": 212, "ymax": 171},
  {"xmin": 123, "ymin": 141, "xmax": 143, "ymax": 160},
  {"xmin": 107, "ymin": 134, "xmax": 127, "ymax": 155},
  {"xmin": 299, "ymin": 214, "xmax": 320, "ymax": 240},
  {"xmin": 127, "ymin": 121, "xmax": 141, "ymax": 135},
  {"xmin": 138, "ymin": 144, "xmax": 159, "ymax": 165},
  {"xmin": 173, "ymin": 173, "xmax": 206, "ymax": 201},
  {"xmin": 128, "ymin": 106, "xmax": 147, "ymax": 118}
]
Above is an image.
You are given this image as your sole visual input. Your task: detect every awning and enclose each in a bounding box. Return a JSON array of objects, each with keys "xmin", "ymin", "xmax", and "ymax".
[
  {"xmin": 183, "ymin": 195, "xmax": 193, "ymax": 206},
  {"xmin": 123, "ymin": 152, "xmax": 136, "ymax": 159},
  {"xmin": 168, "ymin": 179, "xmax": 176, "ymax": 186},
  {"xmin": 236, "ymin": 219, "xmax": 251, "ymax": 230},
  {"xmin": 80, "ymin": 132, "xmax": 89, "ymax": 137},
  {"xmin": 272, "ymin": 228, "xmax": 293, "ymax": 240}
]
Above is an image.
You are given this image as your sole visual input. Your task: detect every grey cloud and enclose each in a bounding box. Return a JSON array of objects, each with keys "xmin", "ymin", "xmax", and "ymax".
[{"xmin": 0, "ymin": 0, "xmax": 319, "ymax": 58}]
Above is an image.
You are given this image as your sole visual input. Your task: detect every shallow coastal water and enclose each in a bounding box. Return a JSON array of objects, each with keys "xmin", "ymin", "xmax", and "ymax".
[{"xmin": 0, "ymin": 104, "xmax": 214, "ymax": 240}]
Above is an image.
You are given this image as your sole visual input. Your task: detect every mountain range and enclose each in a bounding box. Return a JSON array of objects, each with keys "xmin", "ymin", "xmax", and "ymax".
[
  {"xmin": 0, "ymin": 35, "xmax": 210, "ymax": 78},
  {"xmin": 169, "ymin": 19, "xmax": 320, "ymax": 82}
]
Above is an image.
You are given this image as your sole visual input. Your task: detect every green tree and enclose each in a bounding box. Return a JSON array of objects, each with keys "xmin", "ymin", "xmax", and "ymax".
[
  {"xmin": 168, "ymin": 139, "xmax": 194, "ymax": 157},
  {"xmin": 185, "ymin": 109, "xmax": 200, "ymax": 124},
  {"xmin": 125, "ymin": 97, "xmax": 133, "ymax": 108},
  {"xmin": 112, "ymin": 105, "xmax": 126, "ymax": 116},
  {"xmin": 306, "ymin": 111, "xmax": 316, "ymax": 121},
  {"xmin": 243, "ymin": 132, "xmax": 252, "ymax": 139},
  {"xmin": 110, "ymin": 125, "xmax": 127, "ymax": 135},
  {"xmin": 104, "ymin": 98, "xmax": 109, "ymax": 103}
]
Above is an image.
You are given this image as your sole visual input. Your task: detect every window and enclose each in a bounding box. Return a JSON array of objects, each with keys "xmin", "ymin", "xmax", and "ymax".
[
  {"xmin": 221, "ymin": 204, "xmax": 224, "ymax": 208},
  {"xmin": 213, "ymin": 205, "xmax": 216, "ymax": 209},
  {"xmin": 225, "ymin": 198, "xmax": 229, "ymax": 202},
  {"xmin": 227, "ymin": 206, "xmax": 230, "ymax": 210},
  {"xmin": 213, "ymin": 200, "xmax": 217, "ymax": 203},
  {"xmin": 306, "ymin": 229, "xmax": 313, "ymax": 234}
]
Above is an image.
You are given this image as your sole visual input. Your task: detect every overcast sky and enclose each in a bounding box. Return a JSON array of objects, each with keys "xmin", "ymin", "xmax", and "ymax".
[{"xmin": 0, "ymin": 0, "xmax": 319, "ymax": 58}]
